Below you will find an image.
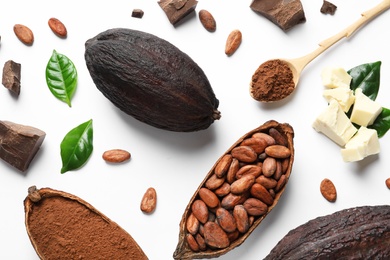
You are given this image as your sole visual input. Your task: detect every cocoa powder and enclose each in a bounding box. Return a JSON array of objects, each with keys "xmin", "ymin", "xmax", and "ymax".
[
  {"xmin": 25, "ymin": 187, "xmax": 148, "ymax": 259},
  {"xmin": 251, "ymin": 59, "xmax": 295, "ymax": 102}
]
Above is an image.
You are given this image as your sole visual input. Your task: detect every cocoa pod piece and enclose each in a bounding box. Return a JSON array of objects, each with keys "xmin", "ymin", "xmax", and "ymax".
[
  {"xmin": 24, "ymin": 186, "xmax": 148, "ymax": 259},
  {"xmin": 85, "ymin": 28, "xmax": 220, "ymax": 132},
  {"xmin": 265, "ymin": 205, "xmax": 390, "ymax": 259},
  {"xmin": 174, "ymin": 120, "xmax": 294, "ymax": 259}
]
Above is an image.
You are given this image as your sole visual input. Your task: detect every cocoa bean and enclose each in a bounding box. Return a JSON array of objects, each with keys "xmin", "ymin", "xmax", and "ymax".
[
  {"xmin": 240, "ymin": 137, "xmax": 268, "ymax": 154},
  {"xmin": 199, "ymin": 187, "xmax": 219, "ymax": 208},
  {"xmin": 255, "ymin": 175, "xmax": 277, "ymax": 189},
  {"xmin": 230, "ymin": 174, "xmax": 255, "ymax": 195},
  {"xmin": 250, "ymin": 183, "xmax": 274, "ymax": 205},
  {"xmin": 102, "ymin": 149, "xmax": 131, "ymax": 163},
  {"xmin": 195, "ymin": 233, "xmax": 207, "ymax": 251},
  {"xmin": 214, "ymin": 182, "xmax": 231, "ymax": 197},
  {"xmin": 186, "ymin": 233, "xmax": 200, "ymax": 252},
  {"xmin": 275, "ymin": 174, "xmax": 287, "ymax": 192},
  {"xmin": 216, "ymin": 207, "xmax": 237, "ymax": 233},
  {"xmin": 269, "ymin": 128, "xmax": 288, "ymax": 146},
  {"xmin": 243, "ymin": 198, "xmax": 268, "ymax": 216},
  {"xmin": 252, "ymin": 132, "xmax": 276, "ymax": 146},
  {"xmin": 221, "ymin": 193, "xmax": 247, "ymax": 210},
  {"xmin": 199, "ymin": 9, "xmax": 216, "ymax": 32},
  {"xmin": 140, "ymin": 187, "xmax": 157, "ymax": 214},
  {"xmin": 262, "ymin": 157, "xmax": 276, "ymax": 177},
  {"xmin": 205, "ymin": 174, "xmax": 225, "ymax": 190},
  {"xmin": 48, "ymin": 18, "xmax": 67, "ymax": 38},
  {"xmin": 203, "ymin": 222, "xmax": 230, "ymax": 249},
  {"xmin": 192, "ymin": 200, "xmax": 209, "ymax": 224},
  {"xmin": 13, "ymin": 24, "xmax": 34, "ymax": 45},
  {"xmin": 226, "ymin": 158, "xmax": 239, "ymax": 184},
  {"xmin": 235, "ymin": 165, "xmax": 262, "ymax": 179},
  {"xmin": 225, "ymin": 29, "xmax": 242, "ymax": 56},
  {"xmin": 233, "ymin": 205, "xmax": 250, "ymax": 233},
  {"xmin": 320, "ymin": 178, "xmax": 337, "ymax": 202},
  {"xmin": 265, "ymin": 145, "xmax": 291, "ymax": 159},
  {"xmin": 186, "ymin": 213, "xmax": 200, "ymax": 235},
  {"xmin": 231, "ymin": 146, "xmax": 257, "ymax": 163},
  {"xmin": 215, "ymin": 154, "xmax": 232, "ymax": 178}
]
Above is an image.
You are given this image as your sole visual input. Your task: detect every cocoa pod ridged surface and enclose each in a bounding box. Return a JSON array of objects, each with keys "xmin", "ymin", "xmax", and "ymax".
[
  {"xmin": 24, "ymin": 186, "xmax": 148, "ymax": 259},
  {"xmin": 265, "ymin": 205, "xmax": 390, "ymax": 259},
  {"xmin": 173, "ymin": 120, "xmax": 294, "ymax": 259},
  {"xmin": 84, "ymin": 28, "xmax": 220, "ymax": 132}
]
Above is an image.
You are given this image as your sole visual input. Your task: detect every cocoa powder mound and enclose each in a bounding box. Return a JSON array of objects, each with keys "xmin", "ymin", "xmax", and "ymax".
[
  {"xmin": 251, "ymin": 59, "xmax": 295, "ymax": 102},
  {"xmin": 25, "ymin": 189, "xmax": 147, "ymax": 259}
]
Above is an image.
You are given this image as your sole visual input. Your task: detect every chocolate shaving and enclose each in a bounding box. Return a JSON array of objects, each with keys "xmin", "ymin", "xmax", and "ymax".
[
  {"xmin": 132, "ymin": 9, "xmax": 144, "ymax": 18},
  {"xmin": 158, "ymin": 0, "xmax": 198, "ymax": 25}
]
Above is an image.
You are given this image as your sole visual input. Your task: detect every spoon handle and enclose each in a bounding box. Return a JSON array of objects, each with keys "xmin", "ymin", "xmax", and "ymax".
[{"xmin": 294, "ymin": 0, "xmax": 390, "ymax": 72}]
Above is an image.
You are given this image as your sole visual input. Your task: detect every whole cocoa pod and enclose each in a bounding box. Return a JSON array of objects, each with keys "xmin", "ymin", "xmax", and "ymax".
[
  {"xmin": 84, "ymin": 28, "xmax": 221, "ymax": 132},
  {"xmin": 265, "ymin": 205, "xmax": 390, "ymax": 259}
]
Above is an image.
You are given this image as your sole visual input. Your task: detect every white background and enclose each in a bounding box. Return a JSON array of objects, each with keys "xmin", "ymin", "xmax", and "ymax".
[{"xmin": 1, "ymin": 0, "xmax": 389, "ymax": 259}]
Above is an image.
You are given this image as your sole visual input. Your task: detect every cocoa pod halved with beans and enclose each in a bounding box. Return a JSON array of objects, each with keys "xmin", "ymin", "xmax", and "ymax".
[
  {"xmin": 84, "ymin": 28, "xmax": 220, "ymax": 132},
  {"xmin": 173, "ymin": 120, "xmax": 294, "ymax": 259},
  {"xmin": 265, "ymin": 205, "xmax": 390, "ymax": 259},
  {"xmin": 24, "ymin": 186, "xmax": 148, "ymax": 259}
]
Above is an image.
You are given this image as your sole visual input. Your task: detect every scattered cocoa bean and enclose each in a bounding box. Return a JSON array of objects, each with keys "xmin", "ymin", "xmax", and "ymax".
[
  {"xmin": 199, "ymin": 9, "xmax": 216, "ymax": 32},
  {"xmin": 132, "ymin": 9, "xmax": 144, "ymax": 18},
  {"xmin": 102, "ymin": 149, "xmax": 131, "ymax": 163},
  {"xmin": 225, "ymin": 29, "xmax": 242, "ymax": 56},
  {"xmin": 48, "ymin": 18, "xmax": 67, "ymax": 38},
  {"xmin": 320, "ymin": 178, "xmax": 337, "ymax": 202},
  {"xmin": 140, "ymin": 187, "xmax": 157, "ymax": 213},
  {"xmin": 386, "ymin": 178, "xmax": 390, "ymax": 189},
  {"xmin": 13, "ymin": 24, "xmax": 34, "ymax": 45}
]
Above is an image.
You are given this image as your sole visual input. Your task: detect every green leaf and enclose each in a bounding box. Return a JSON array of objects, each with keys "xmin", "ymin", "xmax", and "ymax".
[
  {"xmin": 60, "ymin": 119, "xmax": 93, "ymax": 173},
  {"xmin": 46, "ymin": 49, "xmax": 78, "ymax": 107},
  {"xmin": 347, "ymin": 61, "xmax": 381, "ymax": 100},
  {"xmin": 368, "ymin": 107, "xmax": 390, "ymax": 138}
]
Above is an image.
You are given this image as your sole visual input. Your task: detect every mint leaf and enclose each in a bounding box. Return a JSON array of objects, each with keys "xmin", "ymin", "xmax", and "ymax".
[{"xmin": 348, "ymin": 61, "xmax": 381, "ymax": 100}]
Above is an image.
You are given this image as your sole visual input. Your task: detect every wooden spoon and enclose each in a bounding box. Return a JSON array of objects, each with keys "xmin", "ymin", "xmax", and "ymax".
[{"xmin": 250, "ymin": 0, "xmax": 390, "ymax": 103}]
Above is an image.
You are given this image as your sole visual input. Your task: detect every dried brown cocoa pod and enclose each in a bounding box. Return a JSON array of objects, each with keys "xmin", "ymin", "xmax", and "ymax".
[
  {"xmin": 173, "ymin": 120, "xmax": 294, "ymax": 259},
  {"xmin": 84, "ymin": 28, "xmax": 220, "ymax": 132},
  {"xmin": 24, "ymin": 186, "xmax": 148, "ymax": 259},
  {"xmin": 265, "ymin": 205, "xmax": 390, "ymax": 259}
]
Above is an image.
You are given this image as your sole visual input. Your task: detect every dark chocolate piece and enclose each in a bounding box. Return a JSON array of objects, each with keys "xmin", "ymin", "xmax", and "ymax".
[
  {"xmin": 132, "ymin": 9, "xmax": 144, "ymax": 18},
  {"xmin": 250, "ymin": 0, "xmax": 306, "ymax": 32},
  {"xmin": 321, "ymin": 0, "xmax": 337, "ymax": 15},
  {"xmin": 158, "ymin": 0, "xmax": 198, "ymax": 25},
  {"xmin": 0, "ymin": 120, "xmax": 46, "ymax": 172},
  {"xmin": 2, "ymin": 60, "xmax": 21, "ymax": 96}
]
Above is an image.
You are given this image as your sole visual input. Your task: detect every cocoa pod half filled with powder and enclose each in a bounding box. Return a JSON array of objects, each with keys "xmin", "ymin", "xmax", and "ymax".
[
  {"xmin": 84, "ymin": 28, "xmax": 220, "ymax": 132},
  {"xmin": 24, "ymin": 186, "xmax": 148, "ymax": 259},
  {"xmin": 173, "ymin": 120, "xmax": 294, "ymax": 259},
  {"xmin": 265, "ymin": 205, "xmax": 390, "ymax": 259}
]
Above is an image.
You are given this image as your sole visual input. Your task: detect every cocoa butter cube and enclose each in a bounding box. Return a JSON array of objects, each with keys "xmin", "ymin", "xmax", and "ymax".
[
  {"xmin": 2, "ymin": 60, "xmax": 21, "ymax": 96},
  {"xmin": 158, "ymin": 0, "xmax": 198, "ymax": 25},
  {"xmin": 250, "ymin": 0, "xmax": 306, "ymax": 32},
  {"xmin": 0, "ymin": 120, "xmax": 46, "ymax": 172},
  {"xmin": 132, "ymin": 9, "xmax": 144, "ymax": 18}
]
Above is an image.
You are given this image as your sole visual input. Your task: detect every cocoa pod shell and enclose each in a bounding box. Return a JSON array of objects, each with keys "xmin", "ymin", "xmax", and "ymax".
[
  {"xmin": 24, "ymin": 186, "xmax": 148, "ymax": 259},
  {"xmin": 173, "ymin": 120, "xmax": 294, "ymax": 259},
  {"xmin": 265, "ymin": 205, "xmax": 390, "ymax": 259},
  {"xmin": 84, "ymin": 28, "xmax": 220, "ymax": 132}
]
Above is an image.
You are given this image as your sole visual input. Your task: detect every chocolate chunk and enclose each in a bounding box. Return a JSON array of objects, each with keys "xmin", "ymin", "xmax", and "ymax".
[
  {"xmin": 132, "ymin": 9, "xmax": 144, "ymax": 18},
  {"xmin": 250, "ymin": 0, "xmax": 306, "ymax": 32},
  {"xmin": 321, "ymin": 1, "xmax": 337, "ymax": 15},
  {"xmin": 0, "ymin": 120, "xmax": 46, "ymax": 172},
  {"xmin": 2, "ymin": 60, "xmax": 21, "ymax": 96},
  {"xmin": 158, "ymin": 0, "xmax": 198, "ymax": 25}
]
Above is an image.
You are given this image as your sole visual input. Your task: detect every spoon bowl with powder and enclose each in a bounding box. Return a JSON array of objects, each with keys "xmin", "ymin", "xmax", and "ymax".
[{"xmin": 250, "ymin": 0, "xmax": 390, "ymax": 103}]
